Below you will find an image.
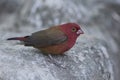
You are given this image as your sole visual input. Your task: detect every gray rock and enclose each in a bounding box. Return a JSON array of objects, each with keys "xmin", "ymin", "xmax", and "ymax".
[
  {"xmin": 0, "ymin": 0, "xmax": 120, "ymax": 80},
  {"xmin": 0, "ymin": 32, "xmax": 113, "ymax": 80},
  {"xmin": 0, "ymin": 0, "xmax": 25, "ymax": 14}
]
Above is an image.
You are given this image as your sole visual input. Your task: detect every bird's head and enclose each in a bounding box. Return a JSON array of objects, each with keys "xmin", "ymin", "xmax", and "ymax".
[{"xmin": 60, "ymin": 23, "xmax": 84, "ymax": 39}]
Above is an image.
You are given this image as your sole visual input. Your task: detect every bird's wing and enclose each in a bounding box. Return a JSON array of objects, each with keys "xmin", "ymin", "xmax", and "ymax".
[{"xmin": 25, "ymin": 27, "xmax": 67, "ymax": 47}]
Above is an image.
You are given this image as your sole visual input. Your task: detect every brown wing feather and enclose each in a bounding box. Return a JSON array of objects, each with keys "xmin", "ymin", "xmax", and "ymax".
[{"xmin": 24, "ymin": 27, "xmax": 67, "ymax": 47}]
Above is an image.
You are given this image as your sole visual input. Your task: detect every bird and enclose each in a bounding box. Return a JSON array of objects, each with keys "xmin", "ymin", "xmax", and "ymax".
[{"xmin": 7, "ymin": 23, "xmax": 84, "ymax": 55}]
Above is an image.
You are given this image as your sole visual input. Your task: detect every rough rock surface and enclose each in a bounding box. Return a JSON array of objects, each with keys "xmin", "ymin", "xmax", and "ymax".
[{"xmin": 0, "ymin": 0, "xmax": 120, "ymax": 80}]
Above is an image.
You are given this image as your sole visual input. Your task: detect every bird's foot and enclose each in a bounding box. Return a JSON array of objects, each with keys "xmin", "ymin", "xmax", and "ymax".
[{"xmin": 47, "ymin": 54, "xmax": 66, "ymax": 69}]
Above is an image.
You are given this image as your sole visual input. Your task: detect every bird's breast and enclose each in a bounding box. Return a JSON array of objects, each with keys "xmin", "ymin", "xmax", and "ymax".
[{"xmin": 34, "ymin": 40, "xmax": 74, "ymax": 54}]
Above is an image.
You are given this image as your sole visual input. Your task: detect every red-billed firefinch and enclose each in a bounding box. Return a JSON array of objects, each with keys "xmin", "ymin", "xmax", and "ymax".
[{"xmin": 7, "ymin": 23, "xmax": 84, "ymax": 54}]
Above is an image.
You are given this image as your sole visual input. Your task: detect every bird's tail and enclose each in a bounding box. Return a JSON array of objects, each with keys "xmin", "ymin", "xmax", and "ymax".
[{"xmin": 7, "ymin": 36, "xmax": 29, "ymax": 41}]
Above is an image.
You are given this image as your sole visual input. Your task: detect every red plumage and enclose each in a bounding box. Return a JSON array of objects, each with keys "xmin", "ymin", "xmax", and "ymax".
[
  {"xmin": 7, "ymin": 36, "xmax": 29, "ymax": 41},
  {"xmin": 7, "ymin": 23, "xmax": 84, "ymax": 54}
]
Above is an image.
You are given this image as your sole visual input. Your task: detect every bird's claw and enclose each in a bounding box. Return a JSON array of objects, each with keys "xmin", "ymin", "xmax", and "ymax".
[{"xmin": 47, "ymin": 54, "xmax": 66, "ymax": 69}]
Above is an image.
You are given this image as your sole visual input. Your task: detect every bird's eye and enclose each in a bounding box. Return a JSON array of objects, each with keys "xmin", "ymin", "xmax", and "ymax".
[{"xmin": 71, "ymin": 27, "xmax": 77, "ymax": 32}]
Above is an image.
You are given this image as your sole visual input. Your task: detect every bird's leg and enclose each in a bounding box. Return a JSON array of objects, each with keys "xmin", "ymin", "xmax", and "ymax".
[
  {"xmin": 47, "ymin": 54, "xmax": 66, "ymax": 69},
  {"xmin": 47, "ymin": 54, "xmax": 54, "ymax": 63}
]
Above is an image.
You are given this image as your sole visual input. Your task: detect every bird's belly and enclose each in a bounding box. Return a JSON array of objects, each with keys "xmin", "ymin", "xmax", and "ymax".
[{"xmin": 34, "ymin": 42, "xmax": 70, "ymax": 54}]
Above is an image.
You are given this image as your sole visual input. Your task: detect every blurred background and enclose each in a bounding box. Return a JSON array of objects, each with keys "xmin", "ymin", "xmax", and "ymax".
[{"xmin": 0, "ymin": 0, "xmax": 120, "ymax": 80}]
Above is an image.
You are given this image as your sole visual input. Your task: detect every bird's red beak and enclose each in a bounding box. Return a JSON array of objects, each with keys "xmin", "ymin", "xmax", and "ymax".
[{"xmin": 77, "ymin": 29, "xmax": 84, "ymax": 35}]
